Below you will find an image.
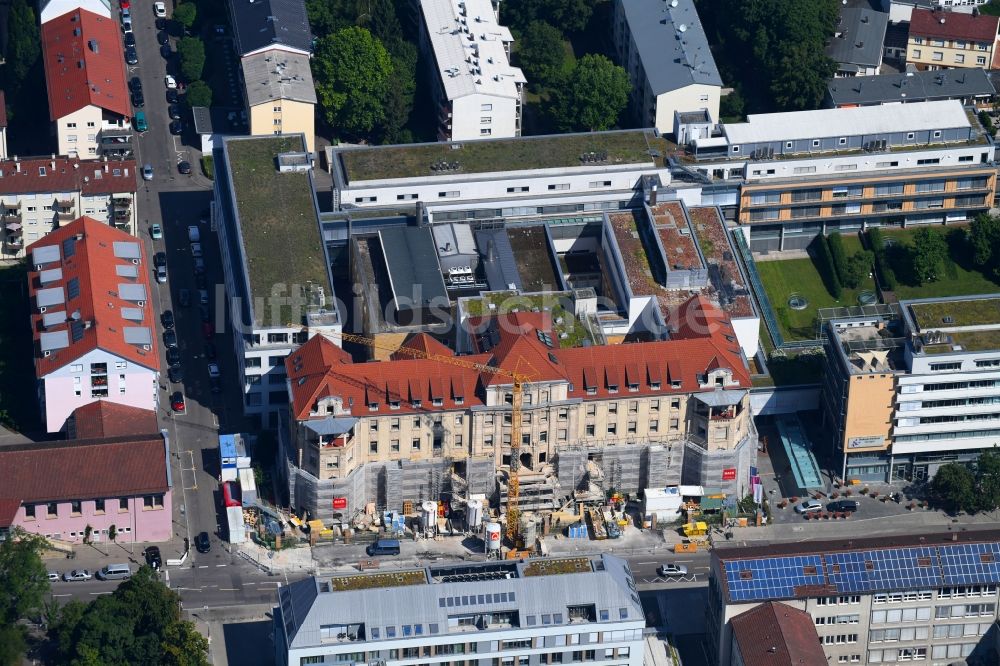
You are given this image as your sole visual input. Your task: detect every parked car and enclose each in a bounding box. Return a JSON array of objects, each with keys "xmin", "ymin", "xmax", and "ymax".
[
  {"xmin": 63, "ymin": 569, "xmax": 92, "ymax": 582},
  {"xmin": 166, "ymin": 347, "xmax": 181, "ymax": 367},
  {"xmin": 169, "ymin": 119, "xmax": 184, "ymax": 135},
  {"xmin": 47, "ymin": 571, "xmax": 60, "ymax": 582},
  {"xmin": 168, "ymin": 104, "xmax": 183, "ymax": 119},
  {"xmin": 163, "ymin": 330, "xmax": 178, "ymax": 348},
  {"xmin": 171, "ymin": 392, "xmax": 186, "ymax": 412},
  {"xmin": 120, "ymin": 6, "xmax": 130, "ymax": 20},
  {"xmin": 122, "ymin": 16, "xmax": 133, "ymax": 33},
  {"xmin": 144, "ymin": 546, "xmax": 163, "ymax": 569},
  {"xmin": 166, "ymin": 89, "xmax": 179, "ymax": 104},
  {"xmin": 198, "ymin": 288, "xmax": 209, "ymax": 305},
  {"xmin": 207, "ymin": 362, "xmax": 220, "ymax": 379},
  {"xmin": 195, "ymin": 531, "xmax": 211, "ymax": 553},
  {"xmin": 156, "ymin": 264, "xmax": 167, "ymax": 283},
  {"xmin": 194, "ymin": 273, "xmax": 207, "ymax": 289},
  {"xmin": 177, "ymin": 161, "xmax": 192, "ymax": 175},
  {"xmin": 157, "ymin": 30, "xmax": 169, "ymax": 45},
  {"xmin": 155, "ymin": 17, "xmax": 167, "ymax": 30},
  {"xmin": 164, "ymin": 74, "xmax": 177, "ymax": 89},
  {"xmin": 209, "ymin": 377, "xmax": 222, "ymax": 394},
  {"xmin": 150, "ymin": 223, "xmax": 162, "ymax": 239},
  {"xmin": 131, "ymin": 89, "xmax": 144, "ymax": 108},
  {"xmin": 190, "ymin": 242, "xmax": 202, "ymax": 258},
  {"xmin": 125, "ymin": 46, "xmax": 138, "ymax": 65},
  {"xmin": 827, "ymin": 500, "xmax": 860, "ymax": 513},
  {"xmin": 153, "ymin": 2, "xmax": 166, "ymax": 17},
  {"xmin": 794, "ymin": 499, "xmax": 824, "ymax": 514},
  {"xmin": 198, "ymin": 304, "xmax": 211, "ymax": 322},
  {"xmin": 193, "ymin": 257, "xmax": 205, "ymax": 274},
  {"xmin": 187, "ymin": 225, "xmax": 200, "ymax": 242},
  {"xmin": 124, "ymin": 32, "xmax": 136, "ymax": 48},
  {"xmin": 161, "ymin": 309, "xmax": 175, "ymax": 329},
  {"xmin": 154, "ymin": 251, "xmax": 167, "ymax": 267},
  {"xmin": 657, "ymin": 563, "xmax": 688, "ymax": 577},
  {"xmin": 179, "ymin": 288, "xmax": 191, "ymax": 307},
  {"xmin": 204, "ymin": 342, "xmax": 216, "ymax": 360},
  {"xmin": 160, "ymin": 44, "xmax": 173, "ymax": 59},
  {"xmin": 142, "ymin": 164, "xmax": 154, "ymax": 181},
  {"xmin": 129, "ymin": 76, "xmax": 143, "ymax": 93}
]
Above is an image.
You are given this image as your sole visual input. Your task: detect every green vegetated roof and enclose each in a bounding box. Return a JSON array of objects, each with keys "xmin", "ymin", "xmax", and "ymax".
[
  {"xmin": 226, "ymin": 136, "xmax": 330, "ymax": 326},
  {"xmin": 946, "ymin": 329, "xmax": 1000, "ymax": 353},
  {"xmin": 909, "ymin": 297, "xmax": 1000, "ymax": 330},
  {"xmin": 522, "ymin": 557, "xmax": 593, "ymax": 577},
  {"xmin": 463, "ymin": 291, "xmax": 594, "ymax": 347},
  {"xmin": 329, "ymin": 570, "xmax": 427, "ymax": 592},
  {"xmin": 339, "ymin": 130, "xmax": 664, "ymax": 182}
]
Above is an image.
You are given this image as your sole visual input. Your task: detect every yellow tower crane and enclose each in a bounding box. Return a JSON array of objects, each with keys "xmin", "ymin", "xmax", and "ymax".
[{"xmin": 330, "ymin": 331, "xmax": 533, "ymax": 544}]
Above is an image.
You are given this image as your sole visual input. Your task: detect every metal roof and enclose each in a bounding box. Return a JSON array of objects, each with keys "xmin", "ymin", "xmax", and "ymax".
[
  {"xmin": 827, "ymin": 67, "xmax": 995, "ymax": 106},
  {"xmin": 693, "ymin": 389, "xmax": 745, "ymax": 407},
  {"xmin": 37, "ymin": 287, "xmax": 66, "ymax": 308},
  {"xmin": 378, "ymin": 227, "xmax": 448, "ymax": 306},
  {"xmin": 278, "ymin": 554, "xmax": 643, "ymax": 650},
  {"xmin": 302, "ymin": 417, "xmax": 359, "ymax": 437},
  {"xmin": 825, "ymin": 7, "xmax": 888, "ymax": 71},
  {"xmin": 618, "ymin": 0, "xmax": 722, "ymax": 95},
  {"xmin": 241, "ymin": 50, "xmax": 317, "ymax": 106},
  {"xmin": 724, "ymin": 99, "xmax": 970, "ymax": 145},
  {"xmin": 230, "ymin": 0, "xmax": 312, "ymax": 56},
  {"xmin": 432, "ymin": 223, "xmax": 477, "ymax": 257},
  {"xmin": 476, "ymin": 228, "xmax": 522, "ymax": 291}
]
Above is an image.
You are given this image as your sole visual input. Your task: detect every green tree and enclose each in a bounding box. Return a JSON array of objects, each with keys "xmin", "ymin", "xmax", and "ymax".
[
  {"xmin": 547, "ymin": 54, "xmax": 629, "ymax": 132},
  {"xmin": 0, "ymin": 624, "xmax": 26, "ymax": 666},
  {"xmin": 826, "ymin": 232, "xmax": 849, "ymax": 284},
  {"xmin": 312, "ymin": 27, "xmax": 393, "ymax": 138},
  {"xmin": 366, "ymin": 0, "xmax": 401, "ymax": 44},
  {"xmin": 306, "ymin": 0, "xmax": 361, "ymax": 38},
  {"xmin": 4, "ymin": 0, "xmax": 41, "ymax": 89},
  {"xmin": 932, "ymin": 463, "xmax": 978, "ymax": 513},
  {"xmin": 811, "ymin": 234, "xmax": 841, "ymax": 299},
  {"xmin": 177, "ymin": 37, "xmax": 206, "ymax": 82},
  {"xmin": 161, "ymin": 619, "xmax": 211, "ymax": 665},
  {"xmin": 504, "ymin": 0, "xmax": 593, "ymax": 33},
  {"xmin": 910, "ymin": 227, "xmax": 947, "ymax": 284},
  {"xmin": 516, "ymin": 21, "xmax": 566, "ymax": 88},
  {"xmin": 719, "ymin": 88, "xmax": 745, "ymax": 120},
  {"xmin": 842, "ymin": 251, "xmax": 873, "ymax": 290},
  {"xmin": 380, "ymin": 40, "xmax": 418, "ymax": 144},
  {"xmin": 0, "ymin": 528, "xmax": 50, "ymax": 625},
  {"xmin": 976, "ymin": 447, "xmax": 1000, "ymax": 512},
  {"xmin": 185, "ymin": 80, "xmax": 213, "ymax": 108},
  {"xmin": 173, "ymin": 2, "xmax": 197, "ymax": 30},
  {"xmin": 968, "ymin": 213, "xmax": 1000, "ymax": 269}
]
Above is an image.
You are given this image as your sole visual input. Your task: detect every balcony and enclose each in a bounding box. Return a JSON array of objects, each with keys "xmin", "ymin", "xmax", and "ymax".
[{"xmin": 112, "ymin": 196, "xmax": 132, "ymax": 207}]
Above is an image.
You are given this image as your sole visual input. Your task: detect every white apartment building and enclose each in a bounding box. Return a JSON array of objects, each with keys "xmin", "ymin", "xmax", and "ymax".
[
  {"xmin": 0, "ymin": 156, "xmax": 137, "ymax": 258},
  {"xmin": 708, "ymin": 530, "xmax": 1000, "ymax": 666},
  {"xmin": 215, "ymin": 135, "xmax": 341, "ymax": 427},
  {"xmin": 612, "ymin": 0, "xmax": 722, "ymax": 134},
  {"xmin": 329, "ymin": 129, "xmax": 672, "ymax": 219},
  {"xmin": 416, "ymin": 0, "xmax": 526, "ymax": 141},
  {"xmin": 274, "ymin": 554, "xmax": 647, "ymax": 666},
  {"xmin": 41, "ymin": 9, "xmax": 132, "ymax": 158}
]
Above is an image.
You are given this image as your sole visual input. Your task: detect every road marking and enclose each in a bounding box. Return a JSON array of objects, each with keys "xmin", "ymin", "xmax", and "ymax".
[
  {"xmin": 89, "ymin": 591, "xmax": 113, "ymax": 595},
  {"xmin": 52, "ymin": 594, "xmax": 71, "ymax": 597},
  {"xmin": 199, "ymin": 565, "xmax": 209, "ymax": 569},
  {"xmin": 675, "ymin": 560, "xmax": 693, "ymax": 563},
  {"xmin": 219, "ymin": 588, "xmax": 239, "ymax": 591},
  {"xmin": 216, "ymin": 564, "xmax": 227, "ymax": 567},
  {"xmin": 637, "ymin": 561, "xmax": 657, "ymax": 565}
]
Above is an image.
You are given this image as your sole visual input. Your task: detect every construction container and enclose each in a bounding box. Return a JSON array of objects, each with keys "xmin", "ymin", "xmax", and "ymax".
[{"xmin": 485, "ymin": 522, "xmax": 502, "ymax": 551}]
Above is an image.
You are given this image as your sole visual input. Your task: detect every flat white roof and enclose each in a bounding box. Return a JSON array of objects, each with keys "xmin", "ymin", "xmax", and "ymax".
[
  {"xmin": 420, "ymin": 0, "xmax": 526, "ymax": 101},
  {"xmin": 724, "ymin": 99, "xmax": 970, "ymax": 145}
]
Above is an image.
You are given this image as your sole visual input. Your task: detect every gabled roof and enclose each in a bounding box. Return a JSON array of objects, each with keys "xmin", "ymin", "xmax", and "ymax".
[
  {"xmin": 826, "ymin": 7, "xmax": 888, "ymax": 71},
  {"xmin": 729, "ymin": 602, "xmax": 825, "ymax": 666},
  {"xmin": 42, "ymin": 8, "xmax": 130, "ymax": 119},
  {"xmin": 68, "ymin": 401, "xmax": 159, "ymax": 439},
  {"xmin": 0, "ymin": 156, "xmax": 137, "ymax": 196},
  {"xmin": 26, "ymin": 217, "xmax": 159, "ymax": 376},
  {"xmin": 910, "ymin": 7, "xmax": 999, "ymax": 42},
  {"xmin": 230, "ymin": 0, "xmax": 313, "ymax": 57},
  {"xmin": 393, "ymin": 332, "xmax": 454, "ymax": 360}
]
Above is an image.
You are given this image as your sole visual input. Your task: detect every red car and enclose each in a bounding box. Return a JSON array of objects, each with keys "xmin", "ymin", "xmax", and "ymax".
[
  {"xmin": 170, "ymin": 392, "xmax": 186, "ymax": 413},
  {"xmin": 201, "ymin": 322, "xmax": 214, "ymax": 339}
]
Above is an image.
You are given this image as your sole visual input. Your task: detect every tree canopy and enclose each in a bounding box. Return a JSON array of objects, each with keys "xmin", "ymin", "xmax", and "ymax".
[
  {"xmin": 177, "ymin": 37, "xmax": 206, "ymax": 82},
  {"xmin": 516, "ymin": 21, "xmax": 567, "ymax": 89},
  {"xmin": 930, "ymin": 449, "xmax": 1000, "ymax": 514},
  {"xmin": 312, "ymin": 26, "xmax": 394, "ymax": 138},
  {"xmin": 697, "ymin": 0, "xmax": 839, "ymax": 113},
  {"xmin": 185, "ymin": 80, "xmax": 213, "ymax": 108},
  {"xmin": 173, "ymin": 2, "xmax": 197, "ymax": 29},
  {"xmin": 48, "ymin": 567, "xmax": 208, "ymax": 666},
  {"xmin": 547, "ymin": 54, "xmax": 629, "ymax": 132},
  {"xmin": 3, "ymin": 0, "xmax": 41, "ymax": 92},
  {"xmin": 503, "ymin": 0, "xmax": 593, "ymax": 34},
  {"xmin": 910, "ymin": 227, "xmax": 947, "ymax": 284},
  {"xmin": 0, "ymin": 530, "xmax": 49, "ymax": 666},
  {"xmin": 967, "ymin": 213, "xmax": 1000, "ymax": 279}
]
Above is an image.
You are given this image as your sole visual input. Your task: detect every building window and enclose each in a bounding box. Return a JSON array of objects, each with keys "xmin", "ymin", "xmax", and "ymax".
[
  {"xmin": 71, "ymin": 500, "xmax": 82, "ymax": 515},
  {"xmin": 24, "ymin": 504, "xmax": 35, "ymax": 519},
  {"xmin": 978, "ymin": 56, "xmax": 987, "ymax": 65},
  {"xmin": 955, "ymin": 54, "xmax": 966, "ymax": 64},
  {"xmin": 481, "ymin": 104, "xmax": 492, "ymax": 111},
  {"xmin": 481, "ymin": 117, "xmax": 492, "ymax": 123},
  {"xmin": 480, "ymin": 128, "xmax": 491, "ymax": 136},
  {"xmin": 390, "ymin": 439, "xmax": 399, "ymax": 452},
  {"xmin": 47, "ymin": 502, "xmax": 58, "ymax": 517},
  {"xmin": 932, "ymin": 51, "xmax": 944, "ymax": 61},
  {"xmin": 412, "ymin": 438, "xmax": 421, "ymax": 451},
  {"xmin": 95, "ymin": 499, "xmax": 105, "ymax": 513}
]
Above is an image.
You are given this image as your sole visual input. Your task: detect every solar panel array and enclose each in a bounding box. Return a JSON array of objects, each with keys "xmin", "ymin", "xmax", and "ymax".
[
  {"xmin": 722, "ymin": 541, "xmax": 1000, "ymax": 602},
  {"xmin": 723, "ymin": 555, "xmax": 826, "ymax": 602}
]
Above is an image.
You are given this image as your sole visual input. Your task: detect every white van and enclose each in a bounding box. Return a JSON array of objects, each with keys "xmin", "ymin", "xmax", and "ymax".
[
  {"xmin": 187, "ymin": 225, "xmax": 200, "ymax": 243},
  {"xmin": 97, "ymin": 563, "xmax": 132, "ymax": 581}
]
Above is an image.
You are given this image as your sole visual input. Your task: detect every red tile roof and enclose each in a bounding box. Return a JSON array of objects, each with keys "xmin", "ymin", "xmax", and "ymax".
[
  {"xmin": 910, "ymin": 8, "xmax": 999, "ymax": 43},
  {"xmin": 392, "ymin": 332, "xmax": 454, "ymax": 360},
  {"xmin": 0, "ymin": 156, "xmax": 137, "ymax": 196},
  {"xmin": 287, "ymin": 296, "xmax": 749, "ymax": 421},
  {"xmin": 26, "ymin": 216, "xmax": 159, "ymax": 375},
  {"xmin": 729, "ymin": 602, "xmax": 826, "ymax": 666},
  {"xmin": 0, "ymin": 433, "xmax": 168, "ymax": 526},
  {"xmin": 69, "ymin": 401, "xmax": 158, "ymax": 439},
  {"xmin": 41, "ymin": 8, "xmax": 130, "ymax": 119}
]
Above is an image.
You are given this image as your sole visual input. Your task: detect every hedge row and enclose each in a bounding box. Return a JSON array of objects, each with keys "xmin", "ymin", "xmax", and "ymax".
[
  {"xmin": 811, "ymin": 234, "xmax": 842, "ymax": 300},
  {"xmin": 867, "ymin": 228, "xmax": 897, "ymax": 291}
]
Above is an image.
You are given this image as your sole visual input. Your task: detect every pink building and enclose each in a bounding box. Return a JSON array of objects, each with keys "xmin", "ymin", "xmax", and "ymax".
[
  {"xmin": 27, "ymin": 217, "xmax": 160, "ymax": 433},
  {"xmin": 0, "ymin": 402, "xmax": 172, "ymax": 544}
]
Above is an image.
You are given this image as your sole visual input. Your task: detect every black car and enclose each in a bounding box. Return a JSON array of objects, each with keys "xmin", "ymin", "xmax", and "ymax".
[
  {"xmin": 131, "ymin": 89, "xmax": 144, "ymax": 108},
  {"xmin": 169, "ymin": 120, "xmax": 184, "ymax": 135},
  {"xmin": 143, "ymin": 546, "xmax": 162, "ymax": 570},
  {"xmin": 165, "ymin": 89, "xmax": 179, "ymax": 104},
  {"xmin": 168, "ymin": 365, "xmax": 184, "ymax": 383},
  {"xmin": 209, "ymin": 377, "xmax": 222, "ymax": 394},
  {"xmin": 154, "ymin": 251, "xmax": 167, "ymax": 268},
  {"xmin": 157, "ymin": 30, "xmax": 169, "ymax": 45},
  {"xmin": 155, "ymin": 17, "xmax": 167, "ymax": 30},
  {"xmin": 125, "ymin": 46, "xmax": 138, "ymax": 65},
  {"xmin": 163, "ymin": 329, "xmax": 178, "ymax": 349},
  {"xmin": 124, "ymin": 32, "xmax": 136, "ymax": 48},
  {"xmin": 204, "ymin": 342, "xmax": 216, "ymax": 360},
  {"xmin": 198, "ymin": 303, "xmax": 211, "ymax": 323},
  {"xmin": 160, "ymin": 44, "xmax": 173, "ymax": 59},
  {"xmin": 161, "ymin": 309, "xmax": 175, "ymax": 329},
  {"xmin": 178, "ymin": 288, "xmax": 191, "ymax": 307},
  {"xmin": 129, "ymin": 76, "xmax": 143, "ymax": 93},
  {"xmin": 827, "ymin": 500, "xmax": 860, "ymax": 513},
  {"xmin": 177, "ymin": 161, "xmax": 191, "ymax": 174},
  {"xmin": 194, "ymin": 273, "xmax": 207, "ymax": 290},
  {"xmin": 194, "ymin": 531, "xmax": 211, "ymax": 553},
  {"xmin": 166, "ymin": 347, "xmax": 181, "ymax": 367},
  {"xmin": 168, "ymin": 104, "xmax": 183, "ymax": 119}
]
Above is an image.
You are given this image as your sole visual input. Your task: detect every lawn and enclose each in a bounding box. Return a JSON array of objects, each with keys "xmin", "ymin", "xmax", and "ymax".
[
  {"xmin": 0, "ymin": 264, "xmax": 41, "ymax": 433},
  {"xmin": 877, "ymin": 226, "xmax": 1000, "ymax": 300},
  {"xmin": 980, "ymin": 0, "xmax": 1000, "ymax": 15},
  {"xmin": 757, "ymin": 250, "xmax": 876, "ymax": 341}
]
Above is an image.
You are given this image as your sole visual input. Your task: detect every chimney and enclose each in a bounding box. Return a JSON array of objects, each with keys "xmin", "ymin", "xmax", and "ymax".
[{"xmin": 51, "ymin": 161, "xmax": 56, "ymax": 170}]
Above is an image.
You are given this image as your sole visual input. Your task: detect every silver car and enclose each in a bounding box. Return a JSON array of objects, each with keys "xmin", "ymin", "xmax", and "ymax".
[
  {"xmin": 795, "ymin": 499, "xmax": 823, "ymax": 513},
  {"xmin": 657, "ymin": 563, "xmax": 688, "ymax": 577},
  {"xmin": 142, "ymin": 164, "xmax": 154, "ymax": 181},
  {"xmin": 63, "ymin": 569, "xmax": 92, "ymax": 582}
]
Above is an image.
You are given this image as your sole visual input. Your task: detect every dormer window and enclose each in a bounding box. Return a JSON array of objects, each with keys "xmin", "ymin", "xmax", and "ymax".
[
  {"xmin": 368, "ymin": 401, "xmax": 379, "ymax": 411},
  {"xmin": 389, "ymin": 400, "xmax": 400, "ymax": 410},
  {"xmin": 412, "ymin": 399, "xmax": 422, "ymax": 408},
  {"xmin": 627, "ymin": 382, "xmax": 638, "ymax": 392},
  {"xmin": 608, "ymin": 384, "xmax": 618, "ymax": 394},
  {"xmin": 650, "ymin": 382, "xmax": 661, "ymax": 390},
  {"xmin": 432, "ymin": 398, "xmax": 443, "ymax": 407}
]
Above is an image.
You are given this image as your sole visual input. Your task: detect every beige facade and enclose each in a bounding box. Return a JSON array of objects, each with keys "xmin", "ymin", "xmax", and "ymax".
[
  {"xmin": 841, "ymin": 372, "xmax": 895, "ymax": 453},
  {"xmin": 291, "ymin": 366, "xmax": 753, "ymax": 485},
  {"xmin": 907, "ymin": 34, "xmax": 999, "ymax": 70},
  {"xmin": 55, "ymin": 106, "xmax": 130, "ymax": 158},
  {"xmin": 248, "ymin": 98, "xmax": 315, "ymax": 154}
]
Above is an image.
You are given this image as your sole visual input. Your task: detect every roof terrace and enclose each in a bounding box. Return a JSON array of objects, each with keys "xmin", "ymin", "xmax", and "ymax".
[
  {"xmin": 338, "ymin": 130, "xmax": 668, "ymax": 182},
  {"xmin": 329, "ymin": 570, "xmax": 428, "ymax": 592},
  {"xmin": 688, "ymin": 206, "xmax": 754, "ymax": 319},
  {"xmin": 462, "ymin": 291, "xmax": 596, "ymax": 348}
]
